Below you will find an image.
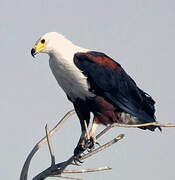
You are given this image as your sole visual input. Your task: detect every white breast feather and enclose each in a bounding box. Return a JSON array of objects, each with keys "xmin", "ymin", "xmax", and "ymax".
[{"xmin": 49, "ymin": 52, "xmax": 95, "ymax": 101}]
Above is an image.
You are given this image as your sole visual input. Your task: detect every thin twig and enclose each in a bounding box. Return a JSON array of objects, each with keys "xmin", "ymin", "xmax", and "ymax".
[
  {"xmin": 81, "ymin": 134, "xmax": 124, "ymax": 160},
  {"xmin": 111, "ymin": 122, "xmax": 175, "ymax": 128},
  {"xmin": 84, "ymin": 120, "xmax": 90, "ymax": 140},
  {"xmin": 45, "ymin": 124, "xmax": 55, "ymax": 166},
  {"xmin": 96, "ymin": 122, "xmax": 175, "ymax": 141},
  {"xmin": 63, "ymin": 166, "xmax": 112, "ymax": 174},
  {"xmin": 51, "ymin": 175, "xmax": 83, "ymax": 180},
  {"xmin": 20, "ymin": 109, "xmax": 75, "ymax": 180},
  {"xmin": 96, "ymin": 125, "xmax": 113, "ymax": 140}
]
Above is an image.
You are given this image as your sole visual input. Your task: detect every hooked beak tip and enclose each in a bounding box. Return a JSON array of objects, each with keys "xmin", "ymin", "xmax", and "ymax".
[{"xmin": 31, "ymin": 48, "xmax": 36, "ymax": 58}]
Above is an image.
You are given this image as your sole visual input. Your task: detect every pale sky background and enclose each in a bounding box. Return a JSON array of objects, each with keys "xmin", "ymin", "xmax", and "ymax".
[{"xmin": 1, "ymin": 0, "xmax": 175, "ymax": 179}]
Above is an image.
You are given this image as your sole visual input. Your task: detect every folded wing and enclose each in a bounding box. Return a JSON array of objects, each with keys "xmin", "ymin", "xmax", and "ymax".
[{"xmin": 74, "ymin": 51, "xmax": 157, "ymax": 124}]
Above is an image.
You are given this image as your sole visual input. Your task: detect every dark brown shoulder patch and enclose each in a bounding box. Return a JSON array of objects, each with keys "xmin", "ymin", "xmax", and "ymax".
[{"xmin": 86, "ymin": 51, "xmax": 121, "ymax": 70}]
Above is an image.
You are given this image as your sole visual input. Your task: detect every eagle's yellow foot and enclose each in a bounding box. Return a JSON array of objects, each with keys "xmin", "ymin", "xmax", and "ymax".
[
  {"xmin": 73, "ymin": 155, "xmax": 84, "ymax": 165},
  {"xmin": 73, "ymin": 143, "xmax": 86, "ymax": 157},
  {"xmin": 87, "ymin": 136, "xmax": 96, "ymax": 150},
  {"xmin": 73, "ymin": 135, "xmax": 87, "ymax": 158},
  {"xmin": 87, "ymin": 136, "xmax": 101, "ymax": 151},
  {"xmin": 73, "ymin": 136, "xmax": 95, "ymax": 156}
]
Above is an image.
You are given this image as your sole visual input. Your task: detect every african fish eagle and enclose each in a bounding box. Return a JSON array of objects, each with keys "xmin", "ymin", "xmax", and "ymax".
[{"xmin": 31, "ymin": 32, "xmax": 161, "ymax": 155}]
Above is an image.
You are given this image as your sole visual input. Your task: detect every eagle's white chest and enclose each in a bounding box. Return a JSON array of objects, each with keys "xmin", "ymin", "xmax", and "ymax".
[{"xmin": 49, "ymin": 55, "xmax": 94, "ymax": 101}]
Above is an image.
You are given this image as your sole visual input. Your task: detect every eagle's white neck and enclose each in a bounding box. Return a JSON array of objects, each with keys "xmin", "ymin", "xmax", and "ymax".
[
  {"xmin": 47, "ymin": 35, "xmax": 94, "ymax": 101},
  {"xmin": 43, "ymin": 33, "xmax": 88, "ymax": 60}
]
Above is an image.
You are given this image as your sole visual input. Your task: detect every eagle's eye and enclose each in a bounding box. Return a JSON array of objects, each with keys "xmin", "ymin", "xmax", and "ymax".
[{"xmin": 41, "ymin": 39, "xmax": 45, "ymax": 44}]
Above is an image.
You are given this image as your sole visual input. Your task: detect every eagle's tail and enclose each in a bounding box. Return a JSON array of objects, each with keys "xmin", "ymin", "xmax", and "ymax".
[{"xmin": 117, "ymin": 112, "xmax": 162, "ymax": 131}]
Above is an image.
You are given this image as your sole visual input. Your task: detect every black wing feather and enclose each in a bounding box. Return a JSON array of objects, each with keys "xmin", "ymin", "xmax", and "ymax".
[{"xmin": 74, "ymin": 51, "xmax": 157, "ymax": 124}]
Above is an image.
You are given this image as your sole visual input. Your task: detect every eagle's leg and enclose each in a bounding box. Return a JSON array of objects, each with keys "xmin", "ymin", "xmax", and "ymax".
[
  {"xmin": 73, "ymin": 101, "xmax": 90, "ymax": 156},
  {"xmin": 74, "ymin": 129, "xmax": 87, "ymax": 155},
  {"xmin": 74, "ymin": 122, "xmax": 90, "ymax": 156},
  {"xmin": 75, "ymin": 117, "xmax": 100, "ymax": 154},
  {"xmin": 84, "ymin": 120, "xmax": 90, "ymax": 140},
  {"xmin": 88, "ymin": 116, "xmax": 100, "ymax": 149}
]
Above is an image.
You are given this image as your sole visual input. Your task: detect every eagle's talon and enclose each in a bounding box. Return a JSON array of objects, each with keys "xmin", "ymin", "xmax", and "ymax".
[
  {"xmin": 87, "ymin": 136, "xmax": 95, "ymax": 150},
  {"xmin": 87, "ymin": 148, "xmax": 92, "ymax": 152},
  {"xmin": 73, "ymin": 150, "xmax": 84, "ymax": 165},
  {"xmin": 96, "ymin": 141, "xmax": 101, "ymax": 147},
  {"xmin": 74, "ymin": 143, "xmax": 86, "ymax": 157},
  {"xmin": 73, "ymin": 158, "xmax": 83, "ymax": 166}
]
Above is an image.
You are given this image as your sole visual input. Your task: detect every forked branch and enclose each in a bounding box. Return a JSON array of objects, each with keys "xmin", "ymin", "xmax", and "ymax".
[
  {"xmin": 20, "ymin": 109, "xmax": 175, "ymax": 180},
  {"xmin": 32, "ymin": 127, "xmax": 124, "ymax": 179},
  {"xmin": 20, "ymin": 110, "xmax": 75, "ymax": 180}
]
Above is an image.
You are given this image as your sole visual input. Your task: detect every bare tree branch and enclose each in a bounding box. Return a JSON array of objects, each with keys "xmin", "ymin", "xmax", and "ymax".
[
  {"xmin": 51, "ymin": 175, "xmax": 83, "ymax": 180},
  {"xmin": 53, "ymin": 166, "xmax": 112, "ymax": 180},
  {"xmin": 63, "ymin": 166, "xmax": 112, "ymax": 174},
  {"xmin": 20, "ymin": 109, "xmax": 75, "ymax": 180},
  {"xmin": 45, "ymin": 124, "xmax": 55, "ymax": 166},
  {"xmin": 20, "ymin": 108, "xmax": 175, "ymax": 180},
  {"xmin": 84, "ymin": 120, "xmax": 90, "ymax": 140},
  {"xmin": 32, "ymin": 134, "xmax": 124, "ymax": 180},
  {"xmin": 81, "ymin": 134, "xmax": 124, "ymax": 161},
  {"xmin": 110, "ymin": 122, "xmax": 175, "ymax": 128},
  {"xmin": 96, "ymin": 122, "xmax": 175, "ymax": 141}
]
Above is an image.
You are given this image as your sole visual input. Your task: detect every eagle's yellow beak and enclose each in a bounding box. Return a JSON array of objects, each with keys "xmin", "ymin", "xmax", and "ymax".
[{"xmin": 31, "ymin": 39, "xmax": 46, "ymax": 57}]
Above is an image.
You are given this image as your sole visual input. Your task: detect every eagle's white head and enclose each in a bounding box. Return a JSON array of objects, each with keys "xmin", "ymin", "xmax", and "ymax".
[
  {"xmin": 31, "ymin": 32, "xmax": 74, "ymax": 57},
  {"xmin": 31, "ymin": 32, "xmax": 88, "ymax": 60}
]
